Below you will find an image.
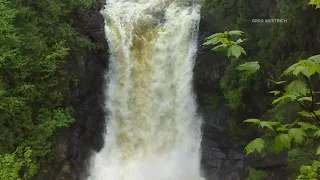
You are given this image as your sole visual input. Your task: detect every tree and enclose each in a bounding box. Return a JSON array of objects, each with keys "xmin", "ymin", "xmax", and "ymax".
[
  {"xmin": 203, "ymin": 2, "xmax": 320, "ymax": 179},
  {"xmin": 0, "ymin": 0, "xmax": 95, "ymax": 178}
]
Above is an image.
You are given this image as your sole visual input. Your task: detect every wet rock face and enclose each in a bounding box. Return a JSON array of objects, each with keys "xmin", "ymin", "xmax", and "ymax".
[
  {"xmin": 198, "ymin": 102, "xmax": 246, "ymax": 180},
  {"xmin": 195, "ymin": 19, "xmax": 246, "ymax": 180},
  {"xmin": 65, "ymin": 0, "xmax": 109, "ymax": 179}
]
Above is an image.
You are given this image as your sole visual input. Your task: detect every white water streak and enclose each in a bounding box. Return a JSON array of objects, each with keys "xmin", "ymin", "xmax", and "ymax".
[{"xmin": 88, "ymin": 0, "xmax": 204, "ymax": 179}]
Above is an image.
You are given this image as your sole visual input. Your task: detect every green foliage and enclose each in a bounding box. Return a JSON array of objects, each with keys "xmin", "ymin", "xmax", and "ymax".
[
  {"xmin": 244, "ymin": 117, "xmax": 320, "ymax": 154},
  {"xmin": 243, "ymin": 117, "xmax": 316, "ymax": 154},
  {"xmin": 298, "ymin": 122, "xmax": 319, "ymax": 131},
  {"xmin": 208, "ymin": 32, "xmax": 320, "ymax": 180},
  {"xmin": 309, "ymin": 0, "xmax": 320, "ymax": 9},
  {"xmin": 228, "ymin": 44, "xmax": 246, "ymax": 58},
  {"xmin": 0, "ymin": 0, "xmax": 94, "ymax": 178},
  {"xmin": 237, "ymin": 61, "xmax": 260, "ymax": 78},
  {"xmin": 288, "ymin": 128, "xmax": 307, "ymax": 144},
  {"xmin": 202, "ymin": 0, "xmax": 238, "ymax": 21},
  {"xmin": 258, "ymin": 53, "xmax": 320, "ymax": 108},
  {"xmin": 203, "ymin": 0, "xmax": 320, "ymax": 112},
  {"xmin": 274, "ymin": 133, "xmax": 291, "ymax": 152},
  {"xmin": 283, "ymin": 55, "xmax": 320, "ymax": 78},
  {"xmin": 232, "ymin": 51, "xmax": 320, "ymax": 179},
  {"xmin": 246, "ymin": 168, "xmax": 268, "ymax": 180},
  {"xmin": 296, "ymin": 161, "xmax": 320, "ymax": 180},
  {"xmin": 244, "ymin": 138, "xmax": 265, "ymax": 154},
  {"xmin": 244, "ymin": 119, "xmax": 278, "ymax": 131},
  {"xmin": 269, "ymin": 91, "xmax": 281, "ymax": 96},
  {"xmin": 204, "ymin": 0, "xmax": 320, "ymax": 178},
  {"xmin": 0, "ymin": 147, "xmax": 37, "ymax": 180},
  {"xmin": 286, "ymin": 80, "xmax": 307, "ymax": 96},
  {"xmin": 288, "ymin": 141, "xmax": 318, "ymax": 179},
  {"xmin": 203, "ymin": 30, "xmax": 247, "ymax": 58},
  {"xmin": 220, "ymin": 58, "xmax": 256, "ymax": 110},
  {"xmin": 202, "ymin": 0, "xmax": 254, "ymax": 29},
  {"xmin": 239, "ymin": 49, "xmax": 320, "ymax": 180}
]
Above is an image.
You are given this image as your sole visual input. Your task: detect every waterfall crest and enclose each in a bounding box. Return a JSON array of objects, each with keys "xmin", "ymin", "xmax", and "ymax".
[{"xmin": 88, "ymin": 1, "xmax": 204, "ymax": 179}]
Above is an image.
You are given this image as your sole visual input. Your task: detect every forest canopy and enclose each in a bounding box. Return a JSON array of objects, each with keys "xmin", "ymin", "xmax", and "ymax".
[{"xmin": 0, "ymin": 0, "xmax": 95, "ymax": 179}]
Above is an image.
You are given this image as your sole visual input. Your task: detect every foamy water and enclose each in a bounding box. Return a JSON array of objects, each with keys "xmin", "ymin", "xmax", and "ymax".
[{"xmin": 88, "ymin": 1, "xmax": 204, "ymax": 179}]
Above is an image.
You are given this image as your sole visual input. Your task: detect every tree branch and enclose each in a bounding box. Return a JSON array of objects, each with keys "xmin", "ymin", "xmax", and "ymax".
[
  {"xmin": 259, "ymin": 70, "xmax": 320, "ymax": 124},
  {"xmin": 304, "ymin": 76, "xmax": 314, "ymax": 110},
  {"xmin": 307, "ymin": 136, "xmax": 320, "ymax": 141}
]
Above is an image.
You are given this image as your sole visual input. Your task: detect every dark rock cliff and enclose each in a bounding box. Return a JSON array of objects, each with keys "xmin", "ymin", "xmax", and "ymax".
[
  {"xmin": 196, "ymin": 18, "xmax": 248, "ymax": 180},
  {"xmin": 36, "ymin": 0, "xmax": 108, "ymax": 179}
]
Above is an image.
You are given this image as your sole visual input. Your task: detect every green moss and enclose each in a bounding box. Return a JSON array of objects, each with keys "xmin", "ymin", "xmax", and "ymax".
[
  {"xmin": 246, "ymin": 168, "xmax": 268, "ymax": 180},
  {"xmin": 203, "ymin": 93, "xmax": 223, "ymax": 110},
  {"xmin": 62, "ymin": 163, "xmax": 71, "ymax": 173},
  {"xmin": 227, "ymin": 118, "xmax": 255, "ymax": 142},
  {"xmin": 287, "ymin": 140, "xmax": 318, "ymax": 179}
]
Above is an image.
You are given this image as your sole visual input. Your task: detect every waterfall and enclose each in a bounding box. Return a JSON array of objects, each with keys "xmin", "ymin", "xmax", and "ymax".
[{"xmin": 88, "ymin": 0, "xmax": 204, "ymax": 179}]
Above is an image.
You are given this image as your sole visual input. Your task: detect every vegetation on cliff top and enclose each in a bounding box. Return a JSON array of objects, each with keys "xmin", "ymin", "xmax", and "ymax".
[{"xmin": 0, "ymin": 0, "xmax": 95, "ymax": 179}]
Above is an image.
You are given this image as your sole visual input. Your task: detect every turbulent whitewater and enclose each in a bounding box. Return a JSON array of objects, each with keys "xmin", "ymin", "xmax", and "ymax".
[{"xmin": 88, "ymin": 0, "xmax": 204, "ymax": 179}]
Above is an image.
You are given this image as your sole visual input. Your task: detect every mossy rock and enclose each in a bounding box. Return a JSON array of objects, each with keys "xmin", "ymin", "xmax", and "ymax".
[{"xmin": 246, "ymin": 168, "xmax": 268, "ymax": 180}]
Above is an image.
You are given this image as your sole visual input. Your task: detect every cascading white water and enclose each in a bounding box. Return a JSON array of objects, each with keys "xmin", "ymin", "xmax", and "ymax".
[{"xmin": 88, "ymin": 0, "xmax": 204, "ymax": 179}]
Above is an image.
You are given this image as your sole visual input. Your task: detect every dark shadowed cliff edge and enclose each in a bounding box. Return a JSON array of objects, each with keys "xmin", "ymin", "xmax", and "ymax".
[{"xmin": 35, "ymin": 0, "xmax": 108, "ymax": 179}]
